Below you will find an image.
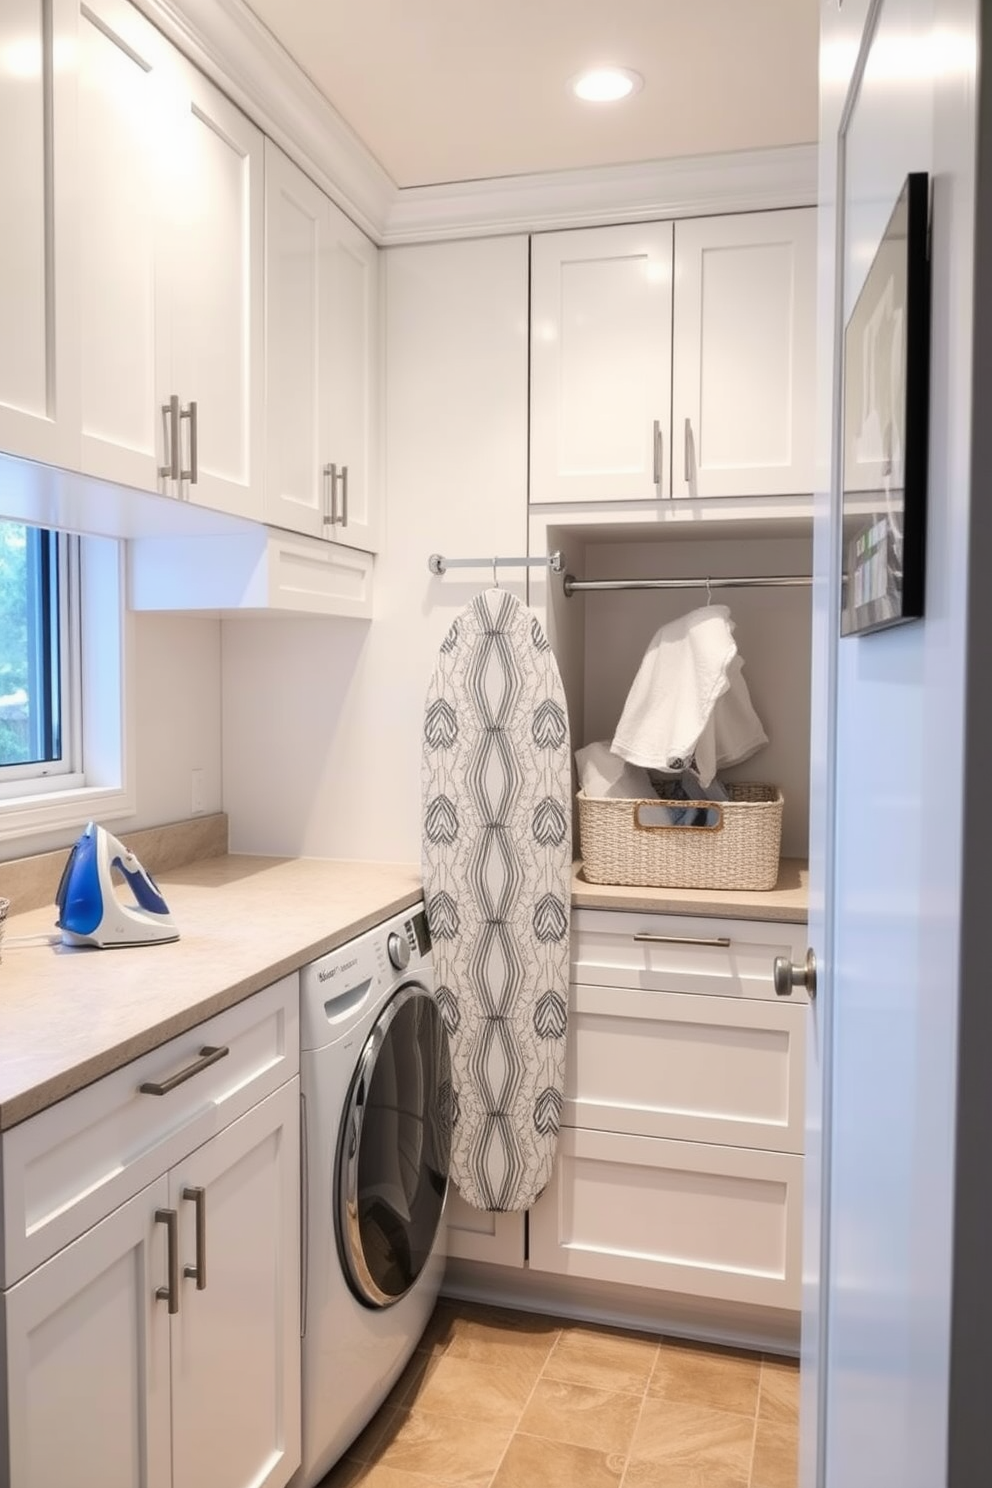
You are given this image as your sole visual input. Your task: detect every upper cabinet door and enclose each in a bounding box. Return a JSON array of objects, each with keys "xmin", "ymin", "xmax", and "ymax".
[
  {"xmin": 320, "ymin": 200, "xmax": 380, "ymax": 552},
  {"xmin": 0, "ymin": 0, "xmax": 79, "ymax": 469},
  {"xmin": 76, "ymin": 0, "xmax": 175, "ymax": 493},
  {"xmin": 169, "ymin": 58, "xmax": 265, "ymax": 521},
  {"xmin": 671, "ymin": 208, "xmax": 816, "ymax": 499},
  {"xmin": 264, "ymin": 141, "xmax": 324, "ymax": 539},
  {"xmin": 530, "ymin": 223, "xmax": 674, "ymax": 504}
]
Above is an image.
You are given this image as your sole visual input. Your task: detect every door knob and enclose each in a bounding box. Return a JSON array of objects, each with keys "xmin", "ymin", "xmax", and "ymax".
[{"xmin": 773, "ymin": 949, "xmax": 817, "ymax": 999}]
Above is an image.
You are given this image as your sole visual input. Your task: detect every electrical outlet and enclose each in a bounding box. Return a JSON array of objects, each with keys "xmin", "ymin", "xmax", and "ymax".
[{"xmin": 191, "ymin": 768, "xmax": 206, "ymax": 816}]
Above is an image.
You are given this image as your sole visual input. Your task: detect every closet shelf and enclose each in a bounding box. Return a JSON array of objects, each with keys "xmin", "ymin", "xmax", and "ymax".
[{"xmin": 571, "ymin": 857, "xmax": 809, "ymax": 924}]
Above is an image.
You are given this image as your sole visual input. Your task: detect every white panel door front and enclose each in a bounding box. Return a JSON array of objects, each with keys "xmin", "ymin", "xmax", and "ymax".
[
  {"xmin": 76, "ymin": 0, "xmax": 175, "ymax": 492},
  {"xmin": 169, "ymin": 58, "xmax": 264, "ymax": 521},
  {"xmin": 320, "ymin": 198, "xmax": 380, "ymax": 551},
  {"xmin": 530, "ymin": 223, "xmax": 674, "ymax": 503},
  {"xmin": 170, "ymin": 1079, "xmax": 300, "ymax": 1488},
  {"xmin": 263, "ymin": 140, "xmax": 323, "ymax": 538},
  {"xmin": 0, "ymin": 0, "xmax": 79, "ymax": 468},
  {"xmin": 3, "ymin": 1177, "xmax": 171, "ymax": 1488},
  {"xmin": 672, "ymin": 208, "xmax": 816, "ymax": 498}
]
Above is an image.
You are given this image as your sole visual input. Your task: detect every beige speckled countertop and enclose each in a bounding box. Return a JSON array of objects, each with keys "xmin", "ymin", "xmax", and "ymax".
[
  {"xmin": 571, "ymin": 857, "xmax": 809, "ymax": 923},
  {"xmin": 0, "ymin": 855, "xmax": 421, "ymax": 1131}
]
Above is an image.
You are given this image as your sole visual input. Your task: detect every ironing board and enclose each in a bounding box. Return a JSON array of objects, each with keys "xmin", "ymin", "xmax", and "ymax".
[{"xmin": 422, "ymin": 589, "xmax": 571, "ymax": 1213}]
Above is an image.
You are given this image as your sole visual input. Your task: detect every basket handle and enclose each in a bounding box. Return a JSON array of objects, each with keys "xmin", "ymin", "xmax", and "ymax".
[{"xmin": 633, "ymin": 800, "xmax": 725, "ymax": 834}]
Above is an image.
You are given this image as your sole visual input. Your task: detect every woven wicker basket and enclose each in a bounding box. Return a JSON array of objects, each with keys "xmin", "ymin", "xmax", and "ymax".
[{"xmin": 578, "ymin": 783, "xmax": 784, "ymax": 891}]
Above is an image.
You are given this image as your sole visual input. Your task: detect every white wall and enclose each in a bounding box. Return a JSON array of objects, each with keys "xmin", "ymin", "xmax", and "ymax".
[
  {"xmin": 222, "ymin": 234, "xmax": 530, "ymax": 860},
  {"xmin": 0, "ymin": 609, "xmax": 224, "ymax": 862}
]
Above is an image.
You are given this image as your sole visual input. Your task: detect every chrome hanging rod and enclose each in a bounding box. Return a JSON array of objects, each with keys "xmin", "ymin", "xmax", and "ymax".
[
  {"xmin": 563, "ymin": 573, "xmax": 811, "ymax": 597},
  {"xmin": 428, "ymin": 551, "xmax": 563, "ymax": 576}
]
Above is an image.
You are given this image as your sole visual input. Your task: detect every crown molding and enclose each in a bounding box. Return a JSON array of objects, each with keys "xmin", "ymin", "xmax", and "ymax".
[
  {"xmin": 136, "ymin": 0, "xmax": 817, "ymax": 245},
  {"xmin": 382, "ymin": 145, "xmax": 819, "ymax": 244}
]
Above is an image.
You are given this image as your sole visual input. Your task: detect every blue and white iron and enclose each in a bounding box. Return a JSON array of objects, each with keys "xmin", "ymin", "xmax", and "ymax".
[{"xmin": 55, "ymin": 822, "xmax": 179, "ymax": 947}]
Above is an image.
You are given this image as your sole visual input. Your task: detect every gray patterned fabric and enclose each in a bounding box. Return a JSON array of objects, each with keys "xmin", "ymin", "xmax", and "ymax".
[{"xmin": 422, "ymin": 589, "xmax": 571, "ymax": 1212}]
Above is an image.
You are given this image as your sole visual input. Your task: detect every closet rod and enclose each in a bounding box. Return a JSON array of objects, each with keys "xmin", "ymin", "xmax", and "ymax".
[
  {"xmin": 563, "ymin": 573, "xmax": 811, "ymax": 597},
  {"xmin": 429, "ymin": 551, "xmax": 563, "ymax": 576}
]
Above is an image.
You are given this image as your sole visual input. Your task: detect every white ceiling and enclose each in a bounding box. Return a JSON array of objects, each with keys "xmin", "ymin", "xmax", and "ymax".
[{"xmin": 240, "ymin": 0, "xmax": 820, "ymax": 190}]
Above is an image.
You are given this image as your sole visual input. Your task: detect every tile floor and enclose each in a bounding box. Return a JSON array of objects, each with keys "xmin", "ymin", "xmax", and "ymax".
[{"xmin": 317, "ymin": 1299, "xmax": 799, "ymax": 1488}]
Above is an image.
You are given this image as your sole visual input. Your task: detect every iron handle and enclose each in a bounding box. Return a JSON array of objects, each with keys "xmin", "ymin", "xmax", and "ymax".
[
  {"xmin": 155, "ymin": 1208, "xmax": 180, "ymax": 1314},
  {"xmin": 773, "ymin": 949, "xmax": 817, "ymax": 999},
  {"xmin": 159, "ymin": 395, "xmax": 180, "ymax": 482},
  {"xmin": 633, "ymin": 932, "xmax": 731, "ymax": 948},
  {"xmin": 182, "ymin": 1185, "xmax": 207, "ymax": 1289},
  {"xmin": 340, "ymin": 464, "xmax": 349, "ymax": 527},
  {"xmin": 139, "ymin": 1044, "xmax": 229, "ymax": 1097}
]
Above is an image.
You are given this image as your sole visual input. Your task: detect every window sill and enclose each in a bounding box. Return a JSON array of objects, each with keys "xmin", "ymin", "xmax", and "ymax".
[{"xmin": 0, "ymin": 783, "xmax": 137, "ymax": 846}]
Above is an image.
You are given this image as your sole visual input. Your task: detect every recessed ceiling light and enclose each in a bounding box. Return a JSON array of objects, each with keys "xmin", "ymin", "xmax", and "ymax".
[{"xmin": 571, "ymin": 67, "xmax": 644, "ymax": 104}]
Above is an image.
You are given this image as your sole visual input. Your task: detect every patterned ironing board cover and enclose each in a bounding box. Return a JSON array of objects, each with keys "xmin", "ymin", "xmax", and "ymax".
[{"xmin": 421, "ymin": 589, "xmax": 571, "ymax": 1213}]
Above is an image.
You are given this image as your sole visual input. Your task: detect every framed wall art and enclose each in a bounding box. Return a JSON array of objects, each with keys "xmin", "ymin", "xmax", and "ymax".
[{"xmin": 840, "ymin": 171, "xmax": 931, "ymax": 637}]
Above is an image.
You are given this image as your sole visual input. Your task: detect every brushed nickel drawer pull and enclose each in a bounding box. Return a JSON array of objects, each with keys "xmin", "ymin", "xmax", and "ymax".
[
  {"xmin": 155, "ymin": 1207, "xmax": 180, "ymax": 1314},
  {"xmin": 139, "ymin": 1045, "xmax": 229, "ymax": 1097},
  {"xmin": 182, "ymin": 1185, "xmax": 207, "ymax": 1290},
  {"xmin": 632, "ymin": 933, "xmax": 732, "ymax": 948}
]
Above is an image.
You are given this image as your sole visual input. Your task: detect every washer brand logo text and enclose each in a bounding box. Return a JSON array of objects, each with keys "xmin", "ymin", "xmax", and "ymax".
[{"xmin": 318, "ymin": 957, "xmax": 359, "ymax": 982}]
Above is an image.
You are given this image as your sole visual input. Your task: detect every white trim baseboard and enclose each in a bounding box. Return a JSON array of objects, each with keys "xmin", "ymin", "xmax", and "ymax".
[{"xmin": 130, "ymin": 0, "xmax": 818, "ymax": 244}]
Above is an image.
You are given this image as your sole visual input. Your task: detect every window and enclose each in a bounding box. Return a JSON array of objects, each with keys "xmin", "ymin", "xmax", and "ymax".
[
  {"xmin": 0, "ymin": 520, "xmax": 131, "ymax": 839},
  {"xmin": 0, "ymin": 521, "xmax": 72, "ymax": 780}
]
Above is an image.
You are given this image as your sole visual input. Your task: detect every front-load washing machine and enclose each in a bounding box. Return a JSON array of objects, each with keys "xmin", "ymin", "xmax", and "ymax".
[{"xmin": 296, "ymin": 904, "xmax": 451, "ymax": 1488}]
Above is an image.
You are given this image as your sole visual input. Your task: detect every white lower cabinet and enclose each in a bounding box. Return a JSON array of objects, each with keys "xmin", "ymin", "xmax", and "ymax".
[
  {"xmin": 527, "ymin": 909, "xmax": 808, "ymax": 1314},
  {"xmin": 0, "ymin": 979, "xmax": 301, "ymax": 1488},
  {"xmin": 445, "ymin": 1183, "xmax": 526, "ymax": 1267}
]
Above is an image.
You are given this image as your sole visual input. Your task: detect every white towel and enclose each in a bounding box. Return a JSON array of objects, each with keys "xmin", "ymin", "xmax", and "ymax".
[
  {"xmin": 575, "ymin": 740, "xmax": 655, "ymax": 799},
  {"xmin": 612, "ymin": 607, "xmax": 767, "ymax": 787}
]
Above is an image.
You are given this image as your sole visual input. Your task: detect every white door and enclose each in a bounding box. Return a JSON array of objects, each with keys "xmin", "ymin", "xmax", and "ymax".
[
  {"xmin": 170, "ymin": 1079, "xmax": 301, "ymax": 1488},
  {"xmin": 3, "ymin": 1178, "xmax": 172, "ymax": 1488},
  {"xmin": 263, "ymin": 142, "xmax": 325, "ymax": 538},
  {"xmin": 530, "ymin": 223, "xmax": 674, "ymax": 503},
  {"xmin": 320, "ymin": 199, "xmax": 380, "ymax": 550},
  {"xmin": 803, "ymin": 2, "xmax": 975, "ymax": 1486},
  {"xmin": 169, "ymin": 57, "xmax": 264, "ymax": 521},
  {"xmin": 76, "ymin": 0, "xmax": 175, "ymax": 492},
  {"xmin": 672, "ymin": 209, "xmax": 816, "ymax": 498},
  {"xmin": 0, "ymin": 0, "xmax": 79, "ymax": 469}
]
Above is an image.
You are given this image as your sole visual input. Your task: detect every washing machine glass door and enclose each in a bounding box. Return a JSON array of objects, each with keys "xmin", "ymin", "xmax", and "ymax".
[{"xmin": 337, "ymin": 982, "xmax": 452, "ymax": 1308}]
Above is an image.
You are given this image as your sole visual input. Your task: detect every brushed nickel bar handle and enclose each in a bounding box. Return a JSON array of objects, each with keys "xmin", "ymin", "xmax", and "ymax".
[
  {"xmin": 684, "ymin": 416, "xmax": 692, "ymax": 485},
  {"xmin": 182, "ymin": 1185, "xmax": 207, "ymax": 1290},
  {"xmin": 155, "ymin": 1208, "xmax": 180, "ymax": 1314},
  {"xmin": 324, "ymin": 462, "xmax": 338, "ymax": 525},
  {"xmin": 179, "ymin": 401, "xmax": 197, "ymax": 487},
  {"xmin": 139, "ymin": 1045, "xmax": 229, "ymax": 1097},
  {"xmin": 652, "ymin": 419, "xmax": 662, "ymax": 489},
  {"xmin": 340, "ymin": 464, "xmax": 349, "ymax": 527},
  {"xmin": 633, "ymin": 932, "xmax": 732, "ymax": 948},
  {"xmin": 321, "ymin": 464, "xmax": 333, "ymax": 527},
  {"xmin": 159, "ymin": 395, "xmax": 180, "ymax": 481}
]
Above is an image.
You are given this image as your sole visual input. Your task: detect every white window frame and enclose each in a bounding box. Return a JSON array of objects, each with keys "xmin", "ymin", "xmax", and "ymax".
[{"xmin": 0, "ymin": 533, "xmax": 135, "ymax": 842}]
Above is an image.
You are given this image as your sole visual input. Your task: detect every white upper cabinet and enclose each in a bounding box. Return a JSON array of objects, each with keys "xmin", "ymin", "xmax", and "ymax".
[
  {"xmin": 73, "ymin": 3, "xmax": 264, "ymax": 520},
  {"xmin": 264, "ymin": 142, "xmax": 379, "ymax": 550},
  {"xmin": 0, "ymin": 0, "xmax": 79, "ymax": 469},
  {"xmin": 530, "ymin": 223, "xmax": 674, "ymax": 504},
  {"xmin": 168, "ymin": 57, "xmax": 265, "ymax": 522},
  {"xmin": 76, "ymin": 0, "xmax": 173, "ymax": 492},
  {"xmin": 671, "ymin": 208, "xmax": 817, "ymax": 498},
  {"xmin": 529, "ymin": 209, "xmax": 816, "ymax": 505}
]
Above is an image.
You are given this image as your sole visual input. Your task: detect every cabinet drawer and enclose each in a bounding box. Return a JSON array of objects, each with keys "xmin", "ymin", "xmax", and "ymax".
[
  {"xmin": 566, "ymin": 983, "xmax": 805, "ymax": 1152},
  {"xmin": 1, "ymin": 975, "xmax": 299, "ymax": 1286},
  {"xmin": 572, "ymin": 909, "xmax": 809, "ymax": 1002},
  {"xmin": 528, "ymin": 1127, "xmax": 802, "ymax": 1310}
]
